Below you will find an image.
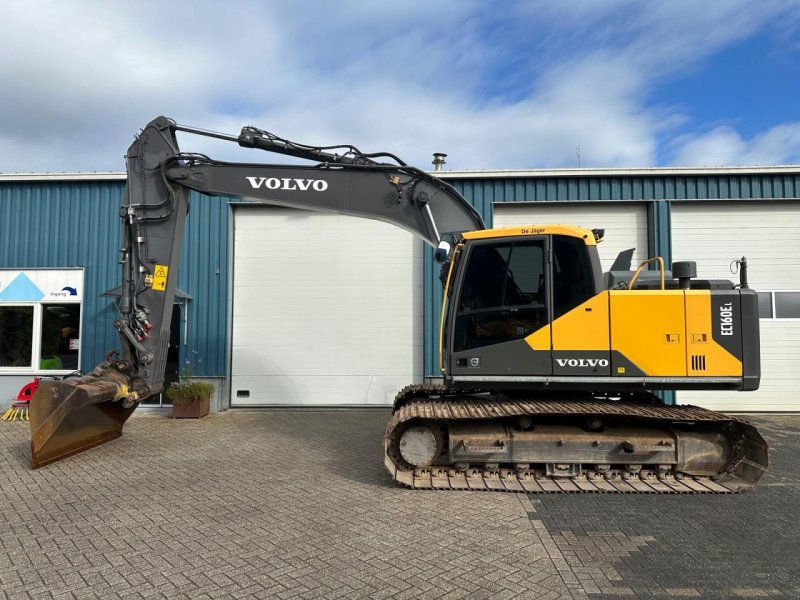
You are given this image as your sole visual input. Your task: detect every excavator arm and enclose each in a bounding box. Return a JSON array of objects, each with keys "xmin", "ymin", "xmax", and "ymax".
[{"xmin": 29, "ymin": 116, "xmax": 484, "ymax": 468}]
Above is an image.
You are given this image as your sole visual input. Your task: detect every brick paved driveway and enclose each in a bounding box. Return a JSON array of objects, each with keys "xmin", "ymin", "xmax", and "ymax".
[{"xmin": 0, "ymin": 411, "xmax": 798, "ymax": 599}]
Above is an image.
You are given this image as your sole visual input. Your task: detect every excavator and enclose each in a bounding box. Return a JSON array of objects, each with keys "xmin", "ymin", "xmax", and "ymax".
[{"xmin": 29, "ymin": 116, "xmax": 768, "ymax": 493}]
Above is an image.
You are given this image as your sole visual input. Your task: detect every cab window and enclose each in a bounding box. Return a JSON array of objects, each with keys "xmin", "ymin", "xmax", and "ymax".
[
  {"xmin": 552, "ymin": 235, "xmax": 594, "ymax": 318},
  {"xmin": 454, "ymin": 240, "xmax": 547, "ymax": 352}
]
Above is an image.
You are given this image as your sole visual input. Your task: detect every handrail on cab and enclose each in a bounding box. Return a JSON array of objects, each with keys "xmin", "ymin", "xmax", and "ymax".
[
  {"xmin": 628, "ymin": 256, "xmax": 666, "ymax": 290},
  {"xmin": 439, "ymin": 244, "xmax": 463, "ymax": 373}
]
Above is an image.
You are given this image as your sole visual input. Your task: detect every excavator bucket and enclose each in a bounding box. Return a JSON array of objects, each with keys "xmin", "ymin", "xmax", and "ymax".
[{"xmin": 29, "ymin": 378, "xmax": 136, "ymax": 469}]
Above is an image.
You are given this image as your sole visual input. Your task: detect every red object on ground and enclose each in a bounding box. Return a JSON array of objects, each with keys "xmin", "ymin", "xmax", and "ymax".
[{"xmin": 16, "ymin": 378, "xmax": 39, "ymax": 404}]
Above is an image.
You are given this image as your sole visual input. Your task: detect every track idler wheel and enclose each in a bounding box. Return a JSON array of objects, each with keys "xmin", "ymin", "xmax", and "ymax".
[{"xmin": 397, "ymin": 422, "xmax": 444, "ymax": 467}]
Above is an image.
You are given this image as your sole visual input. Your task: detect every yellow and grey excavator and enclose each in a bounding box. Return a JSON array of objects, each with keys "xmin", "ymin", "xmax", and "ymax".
[{"xmin": 30, "ymin": 116, "xmax": 768, "ymax": 493}]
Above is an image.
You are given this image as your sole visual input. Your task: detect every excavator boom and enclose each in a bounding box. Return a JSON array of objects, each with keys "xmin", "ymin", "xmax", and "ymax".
[{"xmin": 30, "ymin": 116, "xmax": 484, "ymax": 468}]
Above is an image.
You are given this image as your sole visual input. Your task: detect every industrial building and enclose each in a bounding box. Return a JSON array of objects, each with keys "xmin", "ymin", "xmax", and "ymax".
[{"xmin": 1, "ymin": 166, "xmax": 798, "ymax": 412}]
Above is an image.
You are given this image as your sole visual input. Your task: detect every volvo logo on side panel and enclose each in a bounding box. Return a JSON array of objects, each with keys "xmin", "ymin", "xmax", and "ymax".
[
  {"xmin": 555, "ymin": 358, "xmax": 609, "ymax": 368},
  {"xmin": 246, "ymin": 177, "xmax": 329, "ymax": 191}
]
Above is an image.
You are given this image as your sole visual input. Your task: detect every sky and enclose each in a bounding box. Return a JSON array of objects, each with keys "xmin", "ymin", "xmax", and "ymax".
[{"xmin": 2, "ymin": 0, "xmax": 800, "ymax": 172}]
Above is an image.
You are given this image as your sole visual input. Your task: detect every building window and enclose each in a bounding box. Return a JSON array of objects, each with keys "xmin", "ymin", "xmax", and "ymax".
[
  {"xmin": 0, "ymin": 303, "xmax": 82, "ymax": 372},
  {"xmin": 774, "ymin": 292, "xmax": 800, "ymax": 319},
  {"xmin": 758, "ymin": 291, "xmax": 800, "ymax": 320},
  {"xmin": 0, "ymin": 306, "xmax": 34, "ymax": 367},
  {"xmin": 757, "ymin": 292, "xmax": 773, "ymax": 318},
  {"xmin": 40, "ymin": 304, "xmax": 81, "ymax": 370},
  {"xmin": 0, "ymin": 269, "xmax": 83, "ymax": 374}
]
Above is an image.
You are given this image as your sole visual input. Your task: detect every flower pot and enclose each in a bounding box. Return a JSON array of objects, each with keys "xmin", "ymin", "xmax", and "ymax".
[
  {"xmin": 167, "ymin": 380, "xmax": 214, "ymax": 418},
  {"xmin": 172, "ymin": 396, "xmax": 210, "ymax": 419}
]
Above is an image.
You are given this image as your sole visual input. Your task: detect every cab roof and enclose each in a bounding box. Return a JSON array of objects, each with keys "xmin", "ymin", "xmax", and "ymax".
[{"xmin": 462, "ymin": 224, "xmax": 597, "ymax": 245}]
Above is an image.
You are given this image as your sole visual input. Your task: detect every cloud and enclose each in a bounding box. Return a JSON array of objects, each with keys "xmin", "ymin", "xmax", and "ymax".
[
  {"xmin": 673, "ymin": 123, "xmax": 800, "ymax": 166},
  {"xmin": 0, "ymin": 1, "xmax": 798, "ymax": 172}
]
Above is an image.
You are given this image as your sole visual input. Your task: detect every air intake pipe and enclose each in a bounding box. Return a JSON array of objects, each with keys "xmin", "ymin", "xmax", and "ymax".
[{"xmin": 672, "ymin": 261, "xmax": 697, "ymax": 289}]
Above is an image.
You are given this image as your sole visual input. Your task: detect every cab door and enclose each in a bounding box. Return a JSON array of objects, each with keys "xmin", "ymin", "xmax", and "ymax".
[{"xmin": 448, "ymin": 236, "xmax": 552, "ymax": 376}]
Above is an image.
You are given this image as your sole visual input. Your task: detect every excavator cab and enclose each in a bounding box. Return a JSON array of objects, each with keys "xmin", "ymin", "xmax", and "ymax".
[
  {"xmin": 442, "ymin": 227, "xmax": 605, "ymax": 383},
  {"xmin": 440, "ymin": 224, "xmax": 762, "ymax": 395}
]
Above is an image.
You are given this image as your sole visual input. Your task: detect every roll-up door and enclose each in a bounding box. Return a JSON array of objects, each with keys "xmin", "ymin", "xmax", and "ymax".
[
  {"xmin": 493, "ymin": 202, "xmax": 649, "ymax": 270},
  {"xmin": 672, "ymin": 201, "xmax": 800, "ymax": 411},
  {"xmin": 230, "ymin": 206, "xmax": 422, "ymax": 406}
]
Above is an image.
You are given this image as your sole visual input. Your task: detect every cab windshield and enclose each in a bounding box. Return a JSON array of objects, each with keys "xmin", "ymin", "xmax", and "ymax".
[{"xmin": 454, "ymin": 239, "xmax": 547, "ymax": 351}]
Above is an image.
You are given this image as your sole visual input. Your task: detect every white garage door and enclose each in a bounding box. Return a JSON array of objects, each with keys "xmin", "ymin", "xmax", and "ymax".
[
  {"xmin": 673, "ymin": 201, "xmax": 800, "ymax": 412},
  {"xmin": 231, "ymin": 206, "xmax": 423, "ymax": 406},
  {"xmin": 493, "ymin": 202, "xmax": 649, "ymax": 270}
]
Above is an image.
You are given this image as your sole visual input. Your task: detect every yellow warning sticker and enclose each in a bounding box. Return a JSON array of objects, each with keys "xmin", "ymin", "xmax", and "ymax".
[{"xmin": 152, "ymin": 264, "xmax": 169, "ymax": 292}]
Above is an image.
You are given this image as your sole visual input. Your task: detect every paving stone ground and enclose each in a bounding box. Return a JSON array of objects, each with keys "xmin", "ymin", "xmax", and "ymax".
[{"xmin": 0, "ymin": 410, "xmax": 798, "ymax": 599}]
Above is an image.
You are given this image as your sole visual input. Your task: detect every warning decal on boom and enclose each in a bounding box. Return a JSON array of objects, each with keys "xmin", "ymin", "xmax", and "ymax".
[{"xmin": 152, "ymin": 265, "xmax": 169, "ymax": 291}]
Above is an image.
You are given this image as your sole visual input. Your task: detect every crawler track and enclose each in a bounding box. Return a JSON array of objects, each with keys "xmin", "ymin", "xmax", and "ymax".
[{"xmin": 383, "ymin": 385, "xmax": 768, "ymax": 493}]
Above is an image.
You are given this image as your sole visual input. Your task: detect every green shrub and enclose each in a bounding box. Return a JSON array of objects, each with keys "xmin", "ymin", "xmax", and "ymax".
[{"xmin": 166, "ymin": 380, "xmax": 214, "ymax": 405}]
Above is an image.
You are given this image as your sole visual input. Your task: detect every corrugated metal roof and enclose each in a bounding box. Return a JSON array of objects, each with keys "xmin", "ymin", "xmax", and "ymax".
[
  {"xmin": 435, "ymin": 165, "xmax": 800, "ymax": 178},
  {"xmin": 0, "ymin": 172, "xmax": 126, "ymax": 181},
  {"xmin": 4, "ymin": 165, "xmax": 800, "ymax": 182}
]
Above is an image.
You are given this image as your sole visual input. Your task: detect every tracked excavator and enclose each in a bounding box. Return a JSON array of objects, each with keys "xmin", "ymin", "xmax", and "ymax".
[{"xmin": 30, "ymin": 116, "xmax": 768, "ymax": 493}]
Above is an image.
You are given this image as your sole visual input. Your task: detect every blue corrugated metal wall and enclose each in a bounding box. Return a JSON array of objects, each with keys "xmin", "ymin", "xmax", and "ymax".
[
  {"xmin": 177, "ymin": 192, "xmax": 231, "ymax": 376},
  {"xmin": 423, "ymin": 172, "xmax": 800, "ymax": 376},
  {"xmin": 0, "ymin": 180, "xmax": 231, "ymax": 377}
]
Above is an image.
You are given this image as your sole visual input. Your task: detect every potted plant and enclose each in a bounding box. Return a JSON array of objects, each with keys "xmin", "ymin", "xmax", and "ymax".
[
  {"xmin": 167, "ymin": 379, "xmax": 214, "ymax": 418},
  {"xmin": 167, "ymin": 351, "xmax": 213, "ymax": 418}
]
